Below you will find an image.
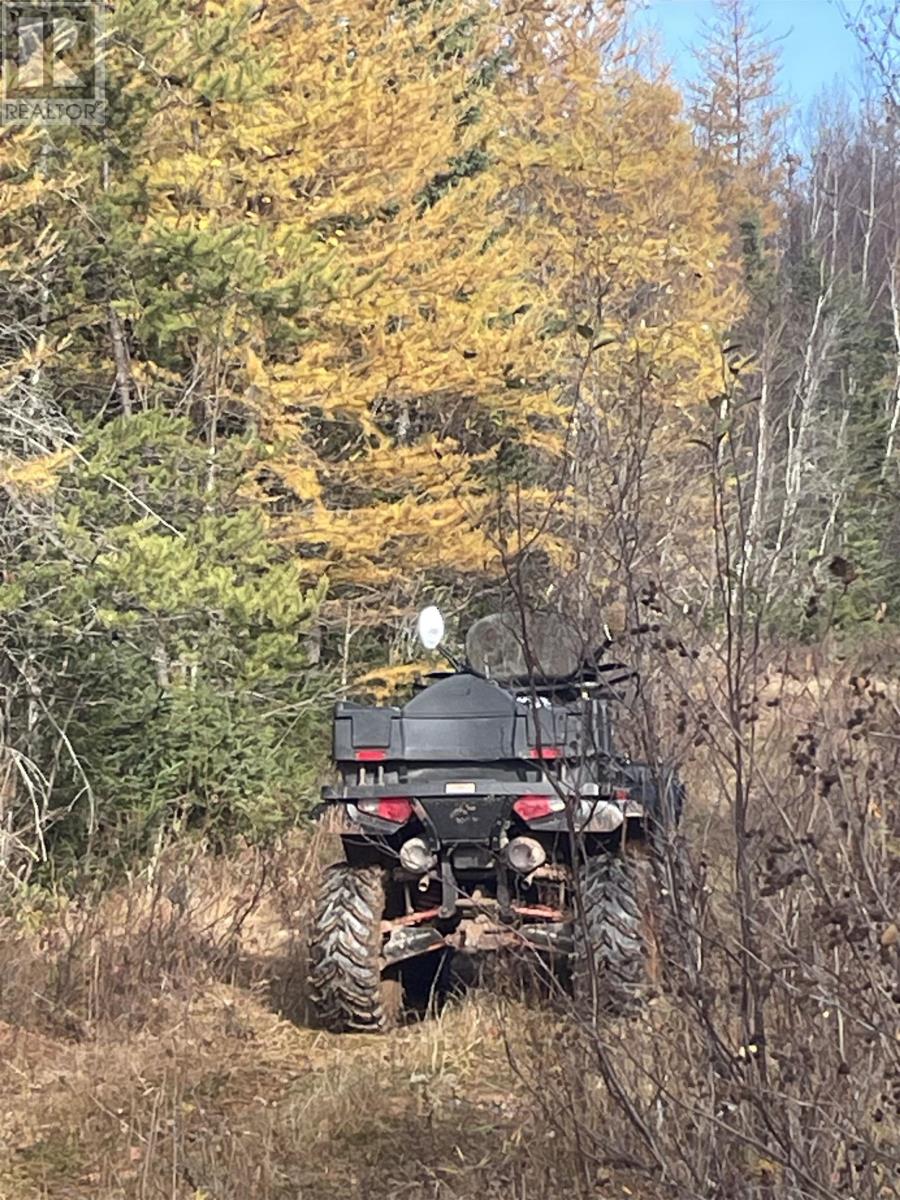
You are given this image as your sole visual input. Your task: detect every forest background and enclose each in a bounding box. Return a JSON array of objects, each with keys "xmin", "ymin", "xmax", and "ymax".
[
  {"xmin": 0, "ymin": 0, "xmax": 898, "ymax": 881},
  {"xmin": 2, "ymin": 3, "xmax": 900, "ymax": 1198}
]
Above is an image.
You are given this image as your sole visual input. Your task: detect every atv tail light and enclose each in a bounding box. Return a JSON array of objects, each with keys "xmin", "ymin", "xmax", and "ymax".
[
  {"xmin": 357, "ymin": 797, "xmax": 413, "ymax": 823},
  {"xmin": 355, "ymin": 749, "xmax": 386, "ymax": 762},
  {"xmin": 513, "ymin": 794, "xmax": 566, "ymax": 821},
  {"xmin": 529, "ymin": 746, "xmax": 562, "ymax": 760}
]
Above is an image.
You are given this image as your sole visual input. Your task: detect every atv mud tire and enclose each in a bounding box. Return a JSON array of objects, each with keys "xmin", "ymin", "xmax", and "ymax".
[
  {"xmin": 308, "ymin": 863, "xmax": 401, "ymax": 1033},
  {"xmin": 572, "ymin": 854, "xmax": 645, "ymax": 1019}
]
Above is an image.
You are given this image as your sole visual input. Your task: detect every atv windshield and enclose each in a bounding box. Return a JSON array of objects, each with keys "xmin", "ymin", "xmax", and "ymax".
[{"xmin": 465, "ymin": 612, "xmax": 583, "ymax": 681}]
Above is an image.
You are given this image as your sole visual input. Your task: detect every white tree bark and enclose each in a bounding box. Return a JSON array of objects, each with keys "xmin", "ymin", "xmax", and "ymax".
[{"xmin": 882, "ymin": 261, "xmax": 900, "ymax": 480}]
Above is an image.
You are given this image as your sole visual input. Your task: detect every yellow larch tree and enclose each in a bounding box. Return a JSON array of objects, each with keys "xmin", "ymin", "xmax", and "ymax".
[
  {"xmin": 96, "ymin": 0, "xmax": 572, "ymax": 606},
  {"xmin": 687, "ymin": 0, "xmax": 786, "ymax": 229},
  {"xmin": 483, "ymin": 3, "xmax": 746, "ymax": 605},
  {"xmin": 2, "ymin": 0, "xmax": 745, "ymax": 628},
  {"xmin": 234, "ymin": 1, "xmax": 573, "ymax": 594},
  {"xmin": 247, "ymin": 0, "xmax": 745, "ymax": 613}
]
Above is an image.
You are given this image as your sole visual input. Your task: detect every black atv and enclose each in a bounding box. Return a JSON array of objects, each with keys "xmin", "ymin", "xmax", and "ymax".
[{"xmin": 309, "ymin": 608, "xmax": 683, "ymax": 1032}]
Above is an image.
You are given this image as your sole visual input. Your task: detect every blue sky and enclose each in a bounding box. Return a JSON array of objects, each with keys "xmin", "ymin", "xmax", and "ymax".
[{"xmin": 640, "ymin": 0, "xmax": 863, "ymax": 109}]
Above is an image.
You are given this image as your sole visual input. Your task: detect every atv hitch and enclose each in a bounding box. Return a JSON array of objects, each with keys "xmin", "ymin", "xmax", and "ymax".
[{"xmin": 438, "ymin": 852, "xmax": 513, "ymax": 921}]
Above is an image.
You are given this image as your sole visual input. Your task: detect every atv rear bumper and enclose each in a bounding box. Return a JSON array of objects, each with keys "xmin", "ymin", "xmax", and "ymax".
[{"xmin": 318, "ymin": 779, "xmax": 646, "ymax": 830}]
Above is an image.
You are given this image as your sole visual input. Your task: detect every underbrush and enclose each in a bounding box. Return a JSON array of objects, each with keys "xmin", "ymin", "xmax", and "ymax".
[
  {"xmin": 0, "ymin": 834, "xmax": 620, "ymax": 1199},
  {"xmin": 0, "ymin": 645, "xmax": 897, "ymax": 1199}
]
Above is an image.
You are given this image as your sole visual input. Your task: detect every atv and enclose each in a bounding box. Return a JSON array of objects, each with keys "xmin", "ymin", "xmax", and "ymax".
[{"xmin": 308, "ymin": 607, "xmax": 684, "ymax": 1032}]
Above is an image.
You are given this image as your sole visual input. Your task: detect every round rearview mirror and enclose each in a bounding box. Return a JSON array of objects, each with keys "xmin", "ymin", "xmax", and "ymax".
[{"xmin": 416, "ymin": 605, "xmax": 445, "ymax": 651}]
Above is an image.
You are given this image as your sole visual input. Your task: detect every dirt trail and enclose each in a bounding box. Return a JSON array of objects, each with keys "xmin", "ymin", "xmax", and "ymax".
[
  {"xmin": 0, "ymin": 847, "xmax": 621, "ymax": 1200},
  {"xmin": 0, "ymin": 982, "xmax": 598, "ymax": 1200}
]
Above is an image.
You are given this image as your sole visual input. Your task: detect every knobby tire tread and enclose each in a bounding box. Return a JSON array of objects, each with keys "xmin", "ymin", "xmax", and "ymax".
[
  {"xmin": 308, "ymin": 863, "xmax": 396, "ymax": 1033},
  {"xmin": 573, "ymin": 854, "xmax": 646, "ymax": 1020}
]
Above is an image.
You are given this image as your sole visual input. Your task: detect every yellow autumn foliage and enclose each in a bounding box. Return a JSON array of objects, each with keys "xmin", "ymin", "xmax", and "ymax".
[
  {"xmin": 0, "ymin": 449, "xmax": 75, "ymax": 494},
  {"xmin": 354, "ymin": 660, "xmax": 444, "ymax": 700},
  {"xmin": 0, "ymin": 0, "xmax": 744, "ymax": 613}
]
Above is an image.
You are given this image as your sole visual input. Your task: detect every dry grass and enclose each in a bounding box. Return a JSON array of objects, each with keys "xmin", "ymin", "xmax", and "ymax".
[
  {"xmin": 0, "ymin": 981, "xmax": 575, "ymax": 1199},
  {"xmin": 0, "ymin": 839, "xmax": 616, "ymax": 1200},
  {"xmin": 0, "ymin": 645, "xmax": 898, "ymax": 1200}
]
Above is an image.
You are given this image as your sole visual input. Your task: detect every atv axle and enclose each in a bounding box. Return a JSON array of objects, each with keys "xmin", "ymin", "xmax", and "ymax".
[
  {"xmin": 382, "ymin": 916, "xmax": 574, "ymax": 966},
  {"xmin": 380, "ymin": 898, "xmax": 566, "ymax": 934}
]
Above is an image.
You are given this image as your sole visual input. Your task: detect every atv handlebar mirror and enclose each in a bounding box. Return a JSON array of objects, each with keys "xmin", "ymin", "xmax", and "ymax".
[{"xmin": 416, "ymin": 605, "xmax": 445, "ymax": 651}]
